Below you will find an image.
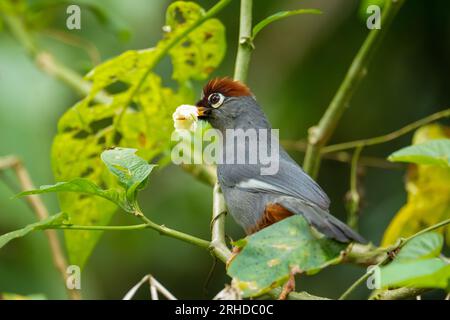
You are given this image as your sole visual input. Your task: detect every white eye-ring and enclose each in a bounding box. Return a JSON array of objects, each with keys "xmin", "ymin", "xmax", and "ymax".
[{"xmin": 208, "ymin": 93, "xmax": 225, "ymax": 108}]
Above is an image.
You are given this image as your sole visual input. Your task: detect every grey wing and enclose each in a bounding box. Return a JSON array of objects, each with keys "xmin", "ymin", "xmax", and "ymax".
[{"xmin": 218, "ymin": 151, "xmax": 330, "ymax": 210}]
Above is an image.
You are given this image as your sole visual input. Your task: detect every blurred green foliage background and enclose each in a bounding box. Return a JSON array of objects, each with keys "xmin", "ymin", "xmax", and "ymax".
[{"xmin": 0, "ymin": 0, "xmax": 449, "ymax": 299}]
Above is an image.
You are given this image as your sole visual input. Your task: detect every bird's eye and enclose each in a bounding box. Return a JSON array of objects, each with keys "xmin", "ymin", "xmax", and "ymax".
[{"xmin": 208, "ymin": 93, "xmax": 224, "ymax": 108}]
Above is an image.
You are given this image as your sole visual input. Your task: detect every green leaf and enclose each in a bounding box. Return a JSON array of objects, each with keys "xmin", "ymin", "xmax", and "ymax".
[
  {"xmin": 388, "ymin": 139, "xmax": 450, "ymax": 167},
  {"xmin": 380, "ymin": 258, "xmax": 450, "ymax": 289},
  {"xmin": 0, "ymin": 212, "xmax": 67, "ymax": 250},
  {"xmin": 252, "ymin": 9, "xmax": 322, "ymax": 39},
  {"xmin": 396, "ymin": 232, "xmax": 444, "ymax": 262},
  {"xmin": 51, "ymin": 1, "xmax": 226, "ymax": 268},
  {"xmin": 228, "ymin": 215, "xmax": 346, "ymax": 297},
  {"xmin": 382, "ymin": 125, "xmax": 450, "ymax": 247},
  {"xmin": 379, "ymin": 233, "xmax": 450, "ymax": 290},
  {"xmin": 17, "ymin": 178, "xmax": 132, "ymax": 213},
  {"xmin": 100, "ymin": 148, "xmax": 156, "ymax": 201}
]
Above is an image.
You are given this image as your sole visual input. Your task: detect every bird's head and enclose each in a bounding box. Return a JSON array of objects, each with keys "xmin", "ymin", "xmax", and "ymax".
[{"xmin": 196, "ymin": 77, "xmax": 268, "ymax": 131}]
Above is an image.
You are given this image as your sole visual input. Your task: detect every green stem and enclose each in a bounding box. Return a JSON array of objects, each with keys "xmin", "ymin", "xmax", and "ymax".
[
  {"xmin": 137, "ymin": 212, "xmax": 211, "ymax": 249},
  {"xmin": 233, "ymin": 0, "xmax": 253, "ymax": 82},
  {"xmin": 338, "ymin": 271, "xmax": 372, "ymax": 300},
  {"xmin": 303, "ymin": 0, "xmax": 405, "ymax": 178},
  {"xmin": 117, "ymin": 0, "xmax": 233, "ymax": 125},
  {"xmin": 339, "ymin": 217, "xmax": 450, "ymax": 299},
  {"xmin": 48, "ymin": 224, "xmax": 150, "ymax": 231},
  {"xmin": 403, "ymin": 218, "xmax": 450, "ymax": 243},
  {"xmin": 322, "ymin": 108, "xmax": 450, "ymax": 154},
  {"xmin": 370, "ymin": 287, "xmax": 428, "ymax": 300},
  {"xmin": 206, "ymin": 0, "xmax": 255, "ymax": 264},
  {"xmin": 48, "ymin": 217, "xmax": 211, "ymax": 249},
  {"xmin": 347, "ymin": 146, "xmax": 363, "ymax": 230},
  {"xmin": 210, "ymin": 183, "xmax": 231, "ymax": 263}
]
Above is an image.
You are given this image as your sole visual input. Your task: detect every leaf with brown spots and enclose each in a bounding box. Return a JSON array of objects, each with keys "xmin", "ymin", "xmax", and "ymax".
[
  {"xmin": 51, "ymin": 1, "xmax": 226, "ymax": 268},
  {"xmin": 228, "ymin": 215, "xmax": 346, "ymax": 297}
]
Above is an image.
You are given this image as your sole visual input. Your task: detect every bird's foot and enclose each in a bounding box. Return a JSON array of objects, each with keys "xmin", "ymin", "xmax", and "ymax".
[{"xmin": 226, "ymin": 246, "xmax": 241, "ymax": 269}]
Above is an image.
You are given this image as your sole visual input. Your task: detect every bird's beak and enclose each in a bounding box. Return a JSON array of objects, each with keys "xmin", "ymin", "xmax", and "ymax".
[
  {"xmin": 197, "ymin": 106, "xmax": 210, "ymax": 118},
  {"xmin": 196, "ymin": 100, "xmax": 212, "ymax": 119}
]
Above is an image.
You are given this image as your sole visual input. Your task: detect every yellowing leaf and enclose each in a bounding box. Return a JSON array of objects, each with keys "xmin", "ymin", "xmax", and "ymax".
[
  {"xmin": 51, "ymin": 1, "xmax": 226, "ymax": 268},
  {"xmin": 382, "ymin": 124, "xmax": 450, "ymax": 247},
  {"xmin": 165, "ymin": 2, "xmax": 226, "ymax": 82}
]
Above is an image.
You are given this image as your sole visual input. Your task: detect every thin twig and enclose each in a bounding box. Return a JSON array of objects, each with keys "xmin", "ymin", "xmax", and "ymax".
[
  {"xmin": 136, "ymin": 212, "xmax": 211, "ymax": 249},
  {"xmin": 123, "ymin": 274, "xmax": 177, "ymax": 300},
  {"xmin": 322, "ymin": 108, "xmax": 450, "ymax": 154},
  {"xmin": 0, "ymin": 156, "xmax": 80, "ymax": 300},
  {"xmin": 150, "ymin": 276, "xmax": 177, "ymax": 300},
  {"xmin": 303, "ymin": 0, "xmax": 406, "ymax": 178},
  {"xmin": 283, "ymin": 140, "xmax": 402, "ymax": 169},
  {"xmin": 339, "ymin": 217, "xmax": 450, "ymax": 299},
  {"xmin": 41, "ymin": 29, "xmax": 101, "ymax": 65},
  {"xmin": 49, "ymin": 220, "xmax": 211, "ymax": 250},
  {"xmin": 2, "ymin": 13, "xmax": 110, "ymax": 103}
]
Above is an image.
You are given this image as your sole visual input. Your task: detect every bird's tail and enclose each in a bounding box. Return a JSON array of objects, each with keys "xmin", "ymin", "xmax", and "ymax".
[{"xmin": 279, "ymin": 197, "xmax": 367, "ymax": 244}]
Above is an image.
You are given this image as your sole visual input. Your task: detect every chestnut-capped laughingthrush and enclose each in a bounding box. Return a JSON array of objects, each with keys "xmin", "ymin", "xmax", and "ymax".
[{"xmin": 196, "ymin": 77, "xmax": 366, "ymax": 244}]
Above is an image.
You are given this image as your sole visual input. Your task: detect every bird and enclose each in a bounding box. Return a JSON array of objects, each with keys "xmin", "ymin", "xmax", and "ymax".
[{"xmin": 195, "ymin": 77, "xmax": 366, "ymax": 244}]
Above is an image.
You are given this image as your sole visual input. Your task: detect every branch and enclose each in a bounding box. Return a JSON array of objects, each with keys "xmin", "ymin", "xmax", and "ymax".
[
  {"xmin": 210, "ymin": 183, "xmax": 231, "ymax": 263},
  {"xmin": 203, "ymin": 0, "xmax": 255, "ymax": 264},
  {"xmin": 346, "ymin": 146, "xmax": 363, "ymax": 230},
  {"xmin": 344, "ymin": 243, "xmax": 386, "ymax": 266},
  {"xmin": 136, "ymin": 212, "xmax": 211, "ymax": 249},
  {"xmin": 267, "ymin": 288, "xmax": 330, "ymax": 300},
  {"xmin": 123, "ymin": 274, "xmax": 177, "ymax": 300},
  {"xmin": 339, "ymin": 218, "xmax": 450, "ymax": 299},
  {"xmin": 2, "ymin": 14, "xmax": 110, "ymax": 104},
  {"xmin": 370, "ymin": 287, "xmax": 428, "ymax": 300},
  {"xmin": 47, "ymin": 215, "xmax": 211, "ymax": 250},
  {"xmin": 117, "ymin": 0, "xmax": 233, "ymax": 124},
  {"xmin": 283, "ymin": 140, "xmax": 401, "ymax": 169},
  {"xmin": 322, "ymin": 108, "xmax": 450, "ymax": 154},
  {"xmin": 303, "ymin": 0, "xmax": 406, "ymax": 178},
  {"xmin": 0, "ymin": 156, "xmax": 80, "ymax": 300},
  {"xmin": 233, "ymin": 0, "xmax": 254, "ymax": 83}
]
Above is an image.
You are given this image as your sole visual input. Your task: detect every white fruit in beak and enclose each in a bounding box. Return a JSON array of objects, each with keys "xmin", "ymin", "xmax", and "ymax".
[{"xmin": 173, "ymin": 104, "xmax": 199, "ymax": 131}]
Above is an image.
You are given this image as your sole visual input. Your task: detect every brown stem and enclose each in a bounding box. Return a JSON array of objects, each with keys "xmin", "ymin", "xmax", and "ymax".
[{"xmin": 0, "ymin": 156, "xmax": 80, "ymax": 300}]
